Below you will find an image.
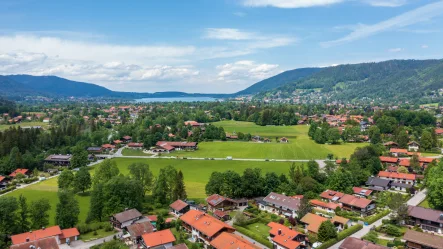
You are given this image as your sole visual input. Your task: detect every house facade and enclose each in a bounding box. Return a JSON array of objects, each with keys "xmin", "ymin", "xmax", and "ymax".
[
  {"xmin": 407, "ymin": 206, "xmax": 443, "ymax": 234},
  {"xmin": 258, "ymin": 192, "xmax": 301, "ymax": 218},
  {"xmin": 403, "ymin": 229, "xmax": 443, "ymax": 249},
  {"xmin": 378, "ymin": 171, "xmax": 416, "ymax": 185},
  {"xmin": 408, "ymin": 141, "xmax": 420, "ymax": 152},
  {"xmin": 268, "ymin": 222, "xmax": 306, "ymax": 249},
  {"xmin": 110, "ymin": 209, "xmax": 143, "ymax": 229},
  {"xmin": 169, "ymin": 200, "xmax": 190, "ymax": 217}
]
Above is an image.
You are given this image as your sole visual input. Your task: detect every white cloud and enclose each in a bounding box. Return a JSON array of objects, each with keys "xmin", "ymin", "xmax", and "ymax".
[
  {"xmin": 421, "ymin": 44, "xmax": 429, "ymax": 49},
  {"xmin": 242, "ymin": 0, "xmax": 345, "ymax": 8},
  {"xmin": 388, "ymin": 47, "xmax": 403, "ymax": 52},
  {"xmin": 321, "ymin": 1, "xmax": 443, "ymax": 47},
  {"xmin": 363, "ymin": 0, "xmax": 408, "ymax": 7},
  {"xmin": 204, "ymin": 28, "xmax": 257, "ymax": 40},
  {"xmin": 216, "ymin": 60, "xmax": 280, "ymax": 82}
]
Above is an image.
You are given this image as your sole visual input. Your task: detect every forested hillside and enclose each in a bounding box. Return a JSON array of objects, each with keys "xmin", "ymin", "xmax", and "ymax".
[{"xmin": 257, "ymin": 59, "xmax": 443, "ymax": 103}]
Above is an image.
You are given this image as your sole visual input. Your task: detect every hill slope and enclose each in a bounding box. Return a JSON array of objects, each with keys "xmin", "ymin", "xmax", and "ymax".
[
  {"xmin": 257, "ymin": 59, "xmax": 443, "ymax": 103},
  {"xmin": 0, "ymin": 76, "xmax": 39, "ymax": 97},
  {"xmin": 236, "ymin": 67, "xmax": 321, "ymax": 95}
]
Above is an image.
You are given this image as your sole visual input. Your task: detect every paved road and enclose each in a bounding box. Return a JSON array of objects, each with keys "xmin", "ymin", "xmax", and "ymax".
[
  {"xmin": 59, "ymin": 233, "xmax": 121, "ymax": 249},
  {"xmin": 328, "ymin": 189, "xmax": 428, "ymax": 249}
]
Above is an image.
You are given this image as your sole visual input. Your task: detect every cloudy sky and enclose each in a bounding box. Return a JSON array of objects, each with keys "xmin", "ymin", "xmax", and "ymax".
[{"xmin": 0, "ymin": 0, "xmax": 442, "ymax": 93}]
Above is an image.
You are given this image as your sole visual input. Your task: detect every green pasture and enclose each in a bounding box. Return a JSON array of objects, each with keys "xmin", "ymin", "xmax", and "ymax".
[{"xmin": 0, "ymin": 121, "xmax": 49, "ymax": 131}]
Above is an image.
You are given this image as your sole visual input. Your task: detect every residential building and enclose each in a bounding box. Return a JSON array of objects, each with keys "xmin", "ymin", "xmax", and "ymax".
[
  {"xmin": 155, "ymin": 141, "xmax": 198, "ymax": 152},
  {"xmin": 10, "ymin": 226, "xmax": 79, "ymax": 245},
  {"xmin": 58, "ymin": 228, "xmax": 80, "ymax": 244},
  {"xmin": 44, "ymin": 155, "xmax": 72, "ymax": 166},
  {"xmin": 300, "ymin": 213, "xmax": 328, "ymax": 235},
  {"xmin": 366, "ymin": 177, "xmax": 392, "ymax": 191},
  {"xmin": 390, "ymin": 148, "xmax": 408, "ymax": 157},
  {"xmin": 320, "ymin": 190, "xmax": 345, "ymax": 202},
  {"xmin": 378, "ymin": 171, "xmax": 416, "ymax": 185},
  {"xmin": 0, "ymin": 175, "xmax": 8, "ymax": 189},
  {"xmin": 339, "ymin": 237, "xmax": 389, "ymax": 249},
  {"xmin": 379, "ymin": 156, "xmax": 399, "ymax": 165},
  {"xmin": 331, "ymin": 216, "xmax": 351, "ymax": 232},
  {"xmin": 110, "ymin": 209, "xmax": 143, "ymax": 229},
  {"xmin": 212, "ymin": 210, "xmax": 230, "ymax": 221},
  {"xmin": 169, "ymin": 200, "xmax": 190, "ymax": 217},
  {"xmin": 280, "ymin": 137, "xmax": 289, "ymax": 143},
  {"xmin": 127, "ymin": 142, "xmax": 144, "ymax": 149},
  {"xmin": 206, "ymin": 194, "xmax": 243, "ymax": 212},
  {"xmin": 10, "ymin": 237, "xmax": 59, "ymax": 249},
  {"xmin": 403, "ymin": 229, "xmax": 443, "ymax": 249},
  {"xmin": 258, "ymin": 192, "xmax": 301, "ymax": 218},
  {"xmin": 268, "ymin": 222, "xmax": 306, "ymax": 249},
  {"xmin": 180, "ymin": 210, "xmax": 235, "ymax": 246},
  {"xmin": 9, "ymin": 168, "xmax": 30, "ymax": 178},
  {"xmin": 407, "ymin": 206, "xmax": 443, "ymax": 234},
  {"xmin": 352, "ymin": 187, "xmax": 373, "ymax": 198},
  {"xmin": 122, "ymin": 136, "xmax": 132, "ymax": 143},
  {"xmin": 101, "ymin": 144, "xmax": 116, "ymax": 152},
  {"xmin": 210, "ymin": 232, "xmax": 260, "ymax": 249},
  {"xmin": 408, "ymin": 141, "xmax": 420, "ymax": 152},
  {"xmin": 338, "ymin": 194, "xmax": 375, "ymax": 215},
  {"xmin": 391, "ymin": 182, "xmax": 415, "ymax": 193},
  {"xmin": 141, "ymin": 229, "xmax": 175, "ymax": 249},
  {"xmin": 87, "ymin": 147, "xmax": 103, "ymax": 154},
  {"xmin": 310, "ymin": 199, "xmax": 340, "ymax": 214},
  {"xmin": 126, "ymin": 221, "xmax": 155, "ymax": 245}
]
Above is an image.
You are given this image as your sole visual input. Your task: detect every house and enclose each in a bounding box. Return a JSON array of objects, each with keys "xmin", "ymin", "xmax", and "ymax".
[
  {"xmin": 141, "ymin": 229, "xmax": 175, "ymax": 249},
  {"xmin": 366, "ymin": 177, "xmax": 392, "ymax": 191},
  {"xmin": 383, "ymin": 141, "xmax": 399, "ymax": 149},
  {"xmin": 9, "ymin": 168, "xmax": 30, "ymax": 178},
  {"xmin": 390, "ymin": 148, "xmax": 408, "ymax": 157},
  {"xmin": 212, "ymin": 210, "xmax": 230, "ymax": 221},
  {"xmin": 408, "ymin": 141, "xmax": 420, "ymax": 152},
  {"xmin": 391, "ymin": 182, "xmax": 415, "ymax": 193},
  {"xmin": 360, "ymin": 120, "xmax": 370, "ymax": 132},
  {"xmin": 110, "ymin": 209, "xmax": 143, "ymax": 229},
  {"xmin": 169, "ymin": 200, "xmax": 190, "ymax": 217},
  {"xmin": 435, "ymin": 128, "xmax": 443, "ymax": 136},
  {"xmin": 331, "ymin": 216, "xmax": 351, "ymax": 232},
  {"xmin": 310, "ymin": 199, "xmax": 340, "ymax": 214},
  {"xmin": 170, "ymin": 244, "xmax": 188, "ymax": 249},
  {"xmin": 338, "ymin": 194, "xmax": 375, "ymax": 215},
  {"xmin": 339, "ymin": 237, "xmax": 389, "ymax": 249},
  {"xmin": 127, "ymin": 142, "xmax": 144, "ymax": 149},
  {"xmin": 379, "ymin": 156, "xmax": 399, "ymax": 165},
  {"xmin": 407, "ymin": 206, "xmax": 443, "ymax": 234},
  {"xmin": 378, "ymin": 171, "xmax": 416, "ymax": 185},
  {"xmin": 280, "ymin": 137, "xmax": 289, "ymax": 143},
  {"xmin": 300, "ymin": 213, "xmax": 328, "ymax": 234},
  {"xmin": 126, "ymin": 221, "xmax": 155, "ymax": 245},
  {"xmin": 267, "ymin": 222, "xmax": 306, "ymax": 249},
  {"xmin": 113, "ymin": 140, "xmax": 123, "ymax": 145},
  {"xmin": 352, "ymin": 187, "xmax": 373, "ymax": 198},
  {"xmin": 206, "ymin": 194, "xmax": 236, "ymax": 212},
  {"xmin": 320, "ymin": 189, "xmax": 345, "ymax": 202},
  {"xmin": 101, "ymin": 144, "xmax": 116, "ymax": 151},
  {"xmin": 0, "ymin": 175, "xmax": 8, "ymax": 189},
  {"xmin": 156, "ymin": 141, "xmax": 198, "ymax": 151},
  {"xmin": 403, "ymin": 229, "xmax": 443, "ymax": 249},
  {"xmin": 122, "ymin": 136, "xmax": 132, "ymax": 143},
  {"xmin": 210, "ymin": 232, "xmax": 260, "ymax": 249},
  {"xmin": 10, "ymin": 237, "xmax": 60, "ymax": 249},
  {"xmin": 10, "ymin": 226, "xmax": 79, "ymax": 245},
  {"xmin": 184, "ymin": 121, "xmax": 203, "ymax": 127},
  {"xmin": 258, "ymin": 192, "xmax": 301, "ymax": 218},
  {"xmin": 43, "ymin": 118, "xmax": 51, "ymax": 123},
  {"xmin": 45, "ymin": 155, "xmax": 72, "ymax": 166},
  {"xmin": 87, "ymin": 147, "xmax": 103, "ymax": 154},
  {"xmin": 180, "ymin": 210, "xmax": 235, "ymax": 246},
  {"xmin": 419, "ymin": 157, "xmax": 435, "ymax": 167}
]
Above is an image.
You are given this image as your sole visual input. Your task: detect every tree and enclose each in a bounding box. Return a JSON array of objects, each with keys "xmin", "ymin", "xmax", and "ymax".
[
  {"xmin": 205, "ymin": 172, "xmax": 224, "ymax": 195},
  {"xmin": 241, "ymin": 168, "xmax": 265, "ymax": 198},
  {"xmin": 421, "ymin": 130, "xmax": 433, "ymax": 151},
  {"xmin": 397, "ymin": 166, "xmax": 408, "ymax": 174},
  {"xmin": 58, "ymin": 169, "xmax": 74, "ymax": 190},
  {"xmin": 297, "ymin": 198, "xmax": 311, "ymax": 222},
  {"xmin": 102, "ymin": 176, "xmax": 144, "ymax": 216},
  {"xmin": 153, "ymin": 168, "xmax": 170, "ymax": 204},
  {"xmin": 326, "ymin": 128, "xmax": 341, "ymax": 144},
  {"xmin": 17, "ymin": 195, "xmax": 30, "ymax": 232},
  {"xmin": 173, "ymin": 170, "xmax": 187, "ymax": 200},
  {"xmin": 70, "ymin": 146, "xmax": 89, "ymax": 169},
  {"xmin": 289, "ymin": 163, "xmax": 303, "ymax": 185},
  {"xmin": 55, "ymin": 190, "xmax": 80, "ymax": 229},
  {"xmin": 307, "ymin": 160, "xmax": 320, "ymax": 180},
  {"xmin": 369, "ymin": 126, "xmax": 381, "ymax": 145},
  {"xmin": 327, "ymin": 169, "xmax": 355, "ymax": 193},
  {"xmin": 87, "ymin": 183, "xmax": 105, "ymax": 222},
  {"xmin": 30, "ymin": 198, "xmax": 51, "ymax": 229},
  {"xmin": 427, "ymin": 161, "xmax": 443, "ymax": 210},
  {"xmin": 0, "ymin": 197, "xmax": 18, "ymax": 248},
  {"xmin": 73, "ymin": 167, "xmax": 92, "ymax": 193},
  {"xmin": 93, "ymin": 159, "xmax": 119, "ymax": 185},
  {"xmin": 410, "ymin": 154, "xmax": 420, "ymax": 172},
  {"xmin": 388, "ymin": 193, "xmax": 404, "ymax": 211},
  {"xmin": 324, "ymin": 161, "xmax": 337, "ymax": 176},
  {"xmin": 318, "ymin": 221, "xmax": 337, "ymax": 242},
  {"xmin": 128, "ymin": 162, "xmax": 153, "ymax": 196},
  {"xmin": 156, "ymin": 214, "xmax": 166, "ymax": 231},
  {"xmin": 264, "ymin": 172, "xmax": 281, "ymax": 193},
  {"xmin": 392, "ymin": 204, "xmax": 409, "ymax": 225},
  {"xmin": 397, "ymin": 130, "xmax": 409, "ymax": 148}
]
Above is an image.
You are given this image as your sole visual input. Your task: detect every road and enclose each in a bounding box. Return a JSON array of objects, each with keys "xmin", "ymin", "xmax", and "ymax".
[{"xmin": 328, "ymin": 189, "xmax": 428, "ymax": 249}]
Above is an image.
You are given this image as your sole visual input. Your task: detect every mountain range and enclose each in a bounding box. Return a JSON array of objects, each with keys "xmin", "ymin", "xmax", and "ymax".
[{"xmin": 1, "ymin": 59, "xmax": 443, "ymax": 103}]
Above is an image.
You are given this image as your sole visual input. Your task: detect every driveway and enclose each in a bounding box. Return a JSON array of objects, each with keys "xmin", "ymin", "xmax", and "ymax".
[
  {"xmin": 328, "ymin": 189, "xmax": 427, "ymax": 249},
  {"xmin": 59, "ymin": 233, "xmax": 121, "ymax": 249}
]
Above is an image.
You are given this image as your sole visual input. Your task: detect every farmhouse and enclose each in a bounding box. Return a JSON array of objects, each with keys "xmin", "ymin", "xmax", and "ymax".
[
  {"xmin": 379, "ymin": 156, "xmax": 399, "ymax": 165},
  {"xmin": 210, "ymin": 232, "xmax": 260, "ymax": 249},
  {"xmin": 280, "ymin": 137, "xmax": 289, "ymax": 143},
  {"xmin": 127, "ymin": 142, "xmax": 144, "ymax": 149},
  {"xmin": 206, "ymin": 194, "xmax": 236, "ymax": 212},
  {"xmin": 102, "ymin": 144, "xmax": 116, "ymax": 151},
  {"xmin": 300, "ymin": 213, "xmax": 328, "ymax": 234},
  {"xmin": 87, "ymin": 147, "xmax": 103, "ymax": 154},
  {"xmin": 10, "ymin": 226, "xmax": 79, "ymax": 245},
  {"xmin": 141, "ymin": 229, "xmax": 176, "ymax": 249},
  {"xmin": 338, "ymin": 194, "xmax": 375, "ymax": 215},
  {"xmin": 268, "ymin": 222, "xmax": 306, "ymax": 249},
  {"xmin": 408, "ymin": 141, "xmax": 420, "ymax": 152},
  {"xmin": 383, "ymin": 141, "xmax": 399, "ymax": 149},
  {"xmin": 390, "ymin": 148, "xmax": 407, "ymax": 157},
  {"xmin": 9, "ymin": 168, "xmax": 30, "ymax": 178},
  {"xmin": 180, "ymin": 210, "xmax": 235, "ymax": 246},
  {"xmin": 169, "ymin": 200, "xmax": 190, "ymax": 217},
  {"xmin": 10, "ymin": 237, "xmax": 60, "ymax": 249},
  {"xmin": 339, "ymin": 237, "xmax": 389, "ymax": 249},
  {"xmin": 403, "ymin": 229, "xmax": 443, "ymax": 249},
  {"xmin": 407, "ymin": 206, "xmax": 443, "ymax": 234},
  {"xmin": 44, "ymin": 155, "xmax": 72, "ymax": 166},
  {"xmin": 258, "ymin": 192, "xmax": 301, "ymax": 218},
  {"xmin": 352, "ymin": 187, "xmax": 373, "ymax": 197},
  {"xmin": 378, "ymin": 171, "xmax": 416, "ymax": 185},
  {"xmin": 156, "ymin": 141, "xmax": 198, "ymax": 151},
  {"xmin": 126, "ymin": 221, "xmax": 155, "ymax": 245},
  {"xmin": 110, "ymin": 209, "xmax": 143, "ymax": 229}
]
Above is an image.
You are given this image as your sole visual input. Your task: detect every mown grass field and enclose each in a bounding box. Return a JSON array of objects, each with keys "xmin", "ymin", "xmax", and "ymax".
[
  {"xmin": 173, "ymin": 121, "xmax": 363, "ymax": 159},
  {"xmin": 0, "ymin": 121, "xmax": 49, "ymax": 131},
  {"xmin": 2, "ymin": 158, "xmax": 301, "ymax": 225}
]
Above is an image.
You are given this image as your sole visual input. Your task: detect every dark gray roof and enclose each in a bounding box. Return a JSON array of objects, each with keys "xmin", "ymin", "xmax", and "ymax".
[
  {"xmin": 262, "ymin": 192, "xmax": 300, "ymax": 211},
  {"xmin": 391, "ymin": 182, "xmax": 413, "ymax": 189},
  {"xmin": 113, "ymin": 209, "xmax": 142, "ymax": 223},
  {"xmin": 366, "ymin": 177, "xmax": 391, "ymax": 188}
]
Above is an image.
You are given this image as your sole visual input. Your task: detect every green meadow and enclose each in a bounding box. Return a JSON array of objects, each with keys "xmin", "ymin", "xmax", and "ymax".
[
  {"xmin": 0, "ymin": 121, "xmax": 49, "ymax": 131},
  {"xmin": 173, "ymin": 121, "xmax": 363, "ymax": 159},
  {"xmin": 2, "ymin": 158, "xmax": 301, "ymax": 225}
]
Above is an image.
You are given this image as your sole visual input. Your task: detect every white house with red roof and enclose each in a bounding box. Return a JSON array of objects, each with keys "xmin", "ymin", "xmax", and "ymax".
[
  {"xmin": 378, "ymin": 171, "xmax": 416, "ymax": 185},
  {"xmin": 10, "ymin": 226, "xmax": 79, "ymax": 245},
  {"xmin": 267, "ymin": 222, "xmax": 306, "ymax": 249}
]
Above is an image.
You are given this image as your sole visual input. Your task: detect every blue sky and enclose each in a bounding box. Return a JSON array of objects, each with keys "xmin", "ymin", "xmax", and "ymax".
[{"xmin": 0, "ymin": 0, "xmax": 442, "ymax": 93}]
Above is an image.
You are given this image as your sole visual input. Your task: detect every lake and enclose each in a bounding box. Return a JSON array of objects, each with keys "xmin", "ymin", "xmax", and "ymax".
[{"xmin": 135, "ymin": 97, "xmax": 218, "ymax": 103}]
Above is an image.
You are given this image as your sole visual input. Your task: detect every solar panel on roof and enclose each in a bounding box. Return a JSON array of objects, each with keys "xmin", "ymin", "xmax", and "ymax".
[{"xmin": 332, "ymin": 196, "xmax": 340, "ymax": 201}]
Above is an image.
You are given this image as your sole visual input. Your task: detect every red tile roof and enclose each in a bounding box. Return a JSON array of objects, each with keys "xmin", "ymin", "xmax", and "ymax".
[
  {"xmin": 310, "ymin": 199, "xmax": 340, "ymax": 210},
  {"xmin": 59, "ymin": 228, "xmax": 80, "ymax": 239},
  {"xmin": 101, "ymin": 144, "xmax": 115, "ymax": 149},
  {"xmin": 146, "ymin": 215, "xmax": 157, "ymax": 222},
  {"xmin": 10, "ymin": 237, "xmax": 59, "ymax": 249},
  {"xmin": 399, "ymin": 160, "xmax": 410, "ymax": 167},
  {"xmin": 210, "ymin": 232, "xmax": 260, "ymax": 249},
  {"xmin": 0, "ymin": 175, "xmax": 5, "ymax": 182},
  {"xmin": 352, "ymin": 187, "xmax": 373, "ymax": 197},
  {"xmin": 141, "ymin": 229, "xmax": 175, "ymax": 247},
  {"xmin": 267, "ymin": 222, "xmax": 303, "ymax": 249},
  {"xmin": 379, "ymin": 156, "xmax": 399, "ymax": 163},
  {"xmin": 419, "ymin": 157, "xmax": 435, "ymax": 163},
  {"xmin": 300, "ymin": 213, "xmax": 328, "ymax": 234},
  {"xmin": 339, "ymin": 194, "xmax": 373, "ymax": 209},
  {"xmin": 11, "ymin": 226, "xmax": 62, "ymax": 244},
  {"xmin": 180, "ymin": 210, "xmax": 234, "ymax": 237},
  {"xmin": 320, "ymin": 190, "xmax": 345, "ymax": 201},
  {"xmin": 378, "ymin": 171, "xmax": 416, "ymax": 180},
  {"xmin": 9, "ymin": 168, "xmax": 29, "ymax": 178},
  {"xmin": 127, "ymin": 142, "xmax": 143, "ymax": 147},
  {"xmin": 390, "ymin": 148, "xmax": 408, "ymax": 154},
  {"xmin": 169, "ymin": 200, "xmax": 189, "ymax": 212}
]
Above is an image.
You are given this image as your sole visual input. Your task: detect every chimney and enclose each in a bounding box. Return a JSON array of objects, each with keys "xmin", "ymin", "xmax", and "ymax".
[
  {"xmin": 42, "ymin": 227, "xmax": 45, "ymax": 230},
  {"xmin": 26, "ymin": 238, "xmax": 30, "ymax": 242},
  {"xmin": 278, "ymin": 229, "xmax": 282, "ymax": 235}
]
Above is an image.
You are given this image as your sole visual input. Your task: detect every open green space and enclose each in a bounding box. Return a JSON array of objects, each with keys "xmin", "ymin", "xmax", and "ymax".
[
  {"xmin": 172, "ymin": 121, "xmax": 363, "ymax": 159},
  {"xmin": 244, "ymin": 222, "xmax": 271, "ymax": 238},
  {"xmin": 2, "ymin": 158, "xmax": 300, "ymax": 225},
  {"xmin": 419, "ymin": 198, "xmax": 430, "ymax": 208},
  {"xmin": 122, "ymin": 149, "xmax": 149, "ymax": 156},
  {"xmin": 0, "ymin": 121, "xmax": 49, "ymax": 131}
]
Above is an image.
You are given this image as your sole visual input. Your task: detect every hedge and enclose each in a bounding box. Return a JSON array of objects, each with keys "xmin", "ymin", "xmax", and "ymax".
[
  {"xmin": 0, "ymin": 186, "xmax": 16, "ymax": 194},
  {"xmin": 364, "ymin": 210, "xmax": 390, "ymax": 225},
  {"xmin": 317, "ymin": 224, "xmax": 363, "ymax": 249},
  {"xmin": 233, "ymin": 225, "xmax": 273, "ymax": 248}
]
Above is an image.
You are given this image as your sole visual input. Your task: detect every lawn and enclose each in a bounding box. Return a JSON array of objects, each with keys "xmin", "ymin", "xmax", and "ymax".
[
  {"xmin": 244, "ymin": 222, "xmax": 271, "ymax": 238},
  {"xmin": 0, "ymin": 121, "xmax": 49, "ymax": 131},
  {"xmin": 80, "ymin": 228, "xmax": 116, "ymax": 241},
  {"xmin": 172, "ymin": 121, "xmax": 363, "ymax": 159},
  {"xmin": 122, "ymin": 149, "xmax": 149, "ymax": 156},
  {"xmin": 419, "ymin": 198, "xmax": 430, "ymax": 208}
]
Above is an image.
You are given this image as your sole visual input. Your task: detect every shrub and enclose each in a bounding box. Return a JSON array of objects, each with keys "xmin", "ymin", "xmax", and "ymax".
[
  {"xmin": 364, "ymin": 210, "xmax": 390, "ymax": 224},
  {"xmin": 381, "ymin": 224, "xmax": 402, "ymax": 237},
  {"xmin": 317, "ymin": 224, "xmax": 363, "ymax": 249}
]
